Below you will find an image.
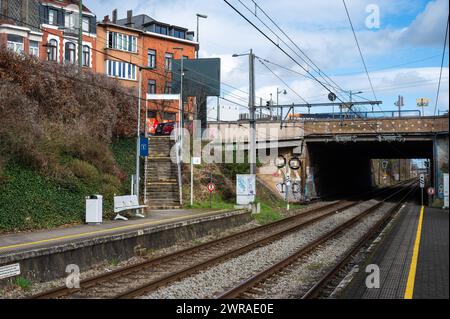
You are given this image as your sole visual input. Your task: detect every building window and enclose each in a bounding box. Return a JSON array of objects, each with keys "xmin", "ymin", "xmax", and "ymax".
[
  {"xmin": 48, "ymin": 9, "xmax": 57, "ymax": 25},
  {"xmin": 82, "ymin": 45, "xmax": 90, "ymax": 67},
  {"xmin": 155, "ymin": 25, "xmax": 168, "ymax": 35},
  {"xmin": 182, "ymin": 55, "xmax": 189, "ymax": 60},
  {"xmin": 148, "ymin": 49, "xmax": 156, "ymax": 69},
  {"xmin": 6, "ymin": 34, "xmax": 24, "ymax": 53},
  {"xmin": 48, "ymin": 39, "xmax": 58, "ymax": 61},
  {"xmin": 107, "ymin": 32, "xmax": 137, "ymax": 53},
  {"xmin": 148, "ymin": 80, "xmax": 156, "ymax": 94},
  {"xmin": 165, "ymin": 81, "xmax": 172, "ymax": 94},
  {"xmin": 65, "ymin": 12, "xmax": 76, "ymax": 29},
  {"xmin": 165, "ymin": 53, "xmax": 173, "ymax": 71},
  {"xmin": 65, "ymin": 42, "xmax": 76, "ymax": 64},
  {"xmin": 106, "ymin": 60, "xmax": 137, "ymax": 80},
  {"xmin": 29, "ymin": 41, "xmax": 39, "ymax": 56},
  {"xmin": 173, "ymin": 29, "xmax": 186, "ymax": 39},
  {"xmin": 82, "ymin": 17, "xmax": 90, "ymax": 32}
]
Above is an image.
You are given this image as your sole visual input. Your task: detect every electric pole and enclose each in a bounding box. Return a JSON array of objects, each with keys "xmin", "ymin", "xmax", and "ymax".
[
  {"xmin": 78, "ymin": 0, "xmax": 83, "ymax": 69},
  {"xmin": 249, "ymin": 49, "xmax": 256, "ymax": 175}
]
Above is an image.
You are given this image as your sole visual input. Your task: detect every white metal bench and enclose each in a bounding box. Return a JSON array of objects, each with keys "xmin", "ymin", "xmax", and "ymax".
[{"xmin": 114, "ymin": 195, "xmax": 147, "ymax": 221}]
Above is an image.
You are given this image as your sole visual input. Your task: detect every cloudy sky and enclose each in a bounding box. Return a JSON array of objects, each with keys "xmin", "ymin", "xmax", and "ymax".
[{"xmin": 85, "ymin": 0, "xmax": 449, "ymax": 120}]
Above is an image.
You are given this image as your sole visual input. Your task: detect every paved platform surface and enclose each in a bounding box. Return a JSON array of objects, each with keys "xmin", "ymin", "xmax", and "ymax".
[
  {"xmin": 341, "ymin": 203, "xmax": 449, "ymax": 299},
  {"xmin": 0, "ymin": 208, "xmax": 239, "ymax": 256}
]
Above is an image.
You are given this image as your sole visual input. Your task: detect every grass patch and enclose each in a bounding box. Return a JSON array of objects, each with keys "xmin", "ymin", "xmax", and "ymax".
[
  {"xmin": 109, "ymin": 258, "xmax": 120, "ymax": 267},
  {"xmin": 254, "ymin": 201, "xmax": 282, "ymax": 225},
  {"xmin": 187, "ymin": 194, "xmax": 235, "ymax": 210},
  {"xmin": 15, "ymin": 276, "xmax": 31, "ymax": 291}
]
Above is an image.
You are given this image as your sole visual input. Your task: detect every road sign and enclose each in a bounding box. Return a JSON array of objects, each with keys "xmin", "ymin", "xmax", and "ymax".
[
  {"xmin": 139, "ymin": 137, "xmax": 149, "ymax": 157},
  {"xmin": 419, "ymin": 174, "xmax": 425, "ymax": 188},
  {"xmin": 207, "ymin": 182, "xmax": 216, "ymax": 193},
  {"xmin": 427, "ymin": 187, "xmax": 435, "ymax": 196},
  {"xmin": 416, "ymin": 98, "xmax": 430, "ymax": 107}
]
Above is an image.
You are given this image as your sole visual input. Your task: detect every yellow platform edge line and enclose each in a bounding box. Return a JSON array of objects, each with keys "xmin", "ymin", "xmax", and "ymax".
[
  {"xmin": 0, "ymin": 209, "xmax": 230, "ymax": 252},
  {"xmin": 404, "ymin": 205, "xmax": 425, "ymax": 299}
]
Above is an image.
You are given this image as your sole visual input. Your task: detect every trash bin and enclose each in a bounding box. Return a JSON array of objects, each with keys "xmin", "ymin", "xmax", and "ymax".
[{"xmin": 86, "ymin": 195, "xmax": 103, "ymax": 225}]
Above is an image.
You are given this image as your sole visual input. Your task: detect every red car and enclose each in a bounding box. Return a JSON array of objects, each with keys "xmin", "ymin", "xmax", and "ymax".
[{"xmin": 155, "ymin": 122, "xmax": 176, "ymax": 135}]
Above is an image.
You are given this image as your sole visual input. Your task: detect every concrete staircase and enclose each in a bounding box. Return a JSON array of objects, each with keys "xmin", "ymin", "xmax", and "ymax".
[{"xmin": 144, "ymin": 136, "xmax": 181, "ymax": 209}]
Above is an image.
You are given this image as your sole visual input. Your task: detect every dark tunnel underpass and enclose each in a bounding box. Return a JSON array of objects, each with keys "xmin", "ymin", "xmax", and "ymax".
[{"xmin": 307, "ymin": 140, "xmax": 434, "ymax": 197}]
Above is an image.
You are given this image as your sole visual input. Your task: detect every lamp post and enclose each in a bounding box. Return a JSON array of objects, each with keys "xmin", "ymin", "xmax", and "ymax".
[
  {"xmin": 196, "ymin": 14, "xmax": 208, "ymax": 59},
  {"xmin": 173, "ymin": 47, "xmax": 185, "ymax": 157},
  {"xmin": 135, "ymin": 65, "xmax": 153, "ymax": 200}
]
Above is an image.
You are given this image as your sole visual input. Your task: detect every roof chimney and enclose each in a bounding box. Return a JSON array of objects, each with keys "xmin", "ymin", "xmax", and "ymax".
[
  {"xmin": 126, "ymin": 10, "xmax": 134, "ymax": 27},
  {"xmin": 103, "ymin": 15, "xmax": 110, "ymax": 23},
  {"xmin": 112, "ymin": 9, "xmax": 117, "ymax": 24}
]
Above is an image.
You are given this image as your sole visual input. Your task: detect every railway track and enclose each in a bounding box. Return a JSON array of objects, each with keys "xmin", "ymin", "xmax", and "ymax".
[
  {"xmin": 32, "ymin": 184, "xmax": 410, "ymax": 299},
  {"xmin": 217, "ymin": 183, "xmax": 416, "ymax": 299}
]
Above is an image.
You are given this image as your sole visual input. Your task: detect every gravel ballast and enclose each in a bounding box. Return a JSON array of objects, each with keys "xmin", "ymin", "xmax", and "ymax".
[{"xmin": 141, "ymin": 200, "xmax": 386, "ymax": 299}]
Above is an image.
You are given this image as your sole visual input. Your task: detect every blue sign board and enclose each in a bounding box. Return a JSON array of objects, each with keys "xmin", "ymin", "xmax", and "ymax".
[{"xmin": 140, "ymin": 137, "xmax": 149, "ymax": 157}]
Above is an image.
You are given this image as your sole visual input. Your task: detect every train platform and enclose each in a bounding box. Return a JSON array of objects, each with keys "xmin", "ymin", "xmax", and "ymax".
[
  {"xmin": 0, "ymin": 208, "xmax": 250, "ymax": 284},
  {"xmin": 341, "ymin": 203, "xmax": 449, "ymax": 299}
]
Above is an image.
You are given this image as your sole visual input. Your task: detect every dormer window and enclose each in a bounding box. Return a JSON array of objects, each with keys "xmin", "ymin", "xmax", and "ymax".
[
  {"xmin": 173, "ymin": 29, "xmax": 185, "ymax": 39},
  {"xmin": 65, "ymin": 12, "xmax": 77, "ymax": 29},
  {"xmin": 82, "ymin": 17, "xmax": 90, "ymax": 32},
  {"xmin": 155, "ymin": 25, "xmax": 168, "ymax": 35},
  {"xmin": 48, "ymin": 9, "xmax": 58, "ymax": 25}
]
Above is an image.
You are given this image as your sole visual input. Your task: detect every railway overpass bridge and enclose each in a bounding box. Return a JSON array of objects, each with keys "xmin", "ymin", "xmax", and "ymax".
[{"xmin": 207, "ymin": 115, "xmax": 449, "ymax": 200}]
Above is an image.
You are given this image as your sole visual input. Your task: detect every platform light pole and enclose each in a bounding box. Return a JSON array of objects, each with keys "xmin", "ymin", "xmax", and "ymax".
[
  {"xmin": 233, "ymin": 49, "xmax": 256, "ymax": 175},
  {"xmin": 174, "ymin": 47, "xmax": 185, "ymax": 157},
  {"xmin": 196, "ymin": 14, "xmax": 208, "ymax": 59},
  {"xmin": 135, "ymin": 65, "xmax": 153, "ymax": 200}
]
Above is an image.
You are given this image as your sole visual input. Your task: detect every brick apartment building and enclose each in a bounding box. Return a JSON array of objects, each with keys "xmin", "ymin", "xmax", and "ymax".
[
  {"xmin": 0, "ymin": 0, "xmax": 43, "ymax": 55},
  {"xmin": 0, "ymin": 0, "xmax": 97, "ymax": 70},
  {"xmin": 96, "ymin": 10, "xmax": 198, "ymax": 133},
  {"xmin": 2, "ymin": 2, "xmax": 199, "ymax": 133}
]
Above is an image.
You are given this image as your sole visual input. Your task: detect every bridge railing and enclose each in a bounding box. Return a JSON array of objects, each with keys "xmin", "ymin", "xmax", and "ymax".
[{"xmin": 237, "ymin": 109, "xmax": 423, "ymax": 121}]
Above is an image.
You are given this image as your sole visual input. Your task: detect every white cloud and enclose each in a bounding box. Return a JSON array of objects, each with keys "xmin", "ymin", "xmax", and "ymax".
[{"xmin": 85, "ymin": 0, "xmax": 449, "ymax": 117}]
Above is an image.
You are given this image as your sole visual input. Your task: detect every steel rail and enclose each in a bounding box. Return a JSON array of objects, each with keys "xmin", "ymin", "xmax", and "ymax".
[
  {"xmin": 114, "ymin": 201, "xmax": 358, "ymax": 299},
  {"xmin": 301, "ymin": 185, "xmax": 417, "ymax": 299},
  {"xmin": 217, "ymin": 183, "xmax": 414, "ymax": 299},
  {"xmin": 31, "ymin": 200, "xmax": 350, "ymax": 299},
  {"xmin": 32, "ymin": 183, "xmax": 407, "ymax": 299}
]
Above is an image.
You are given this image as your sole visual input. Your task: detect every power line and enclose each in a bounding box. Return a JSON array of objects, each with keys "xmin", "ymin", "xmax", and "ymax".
[
  {"xmin": 234, "ymin": 0, "xmax": 348, "ymax": 101},
  {"xmin": 342, "ymin": 0, "xmax": 378, "ymax": 102},
  {"xmin": 257, "ymin": 58, "xmax": 310, "ymax": 105},
  {"xmin": 434, "ymin": 15, "xmax": 449, "ymax": 116},
  {"xmin": 223, "ymin": 0, "xmax": 388, "ymax": 136},
  {"xmin": 248, "ymin": 0, "xmax": 348, "ymax": 98}
]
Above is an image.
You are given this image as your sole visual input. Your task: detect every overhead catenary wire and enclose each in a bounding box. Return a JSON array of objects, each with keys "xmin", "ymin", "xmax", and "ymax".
[
  {"xmin": 257, "ymin": 58, "xmax": 310, "ymax": 105},
  {"xmin": 342, "ymin": 0, "xmax": 382, "ymax": 115},
  {"xmin": 247, "ymin": 0, "xmax": 348, "ymax": 98},
  {"xmin": 234, "ymin": 0, "xmax": 348, "ymax": 102},
  {"xmin": 434, "ymin": 15, "xmax": 449, "ymax": 116},
  {"xmin": 223, "ymin": 0, "xmax": 387, "ymax": 135}
]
